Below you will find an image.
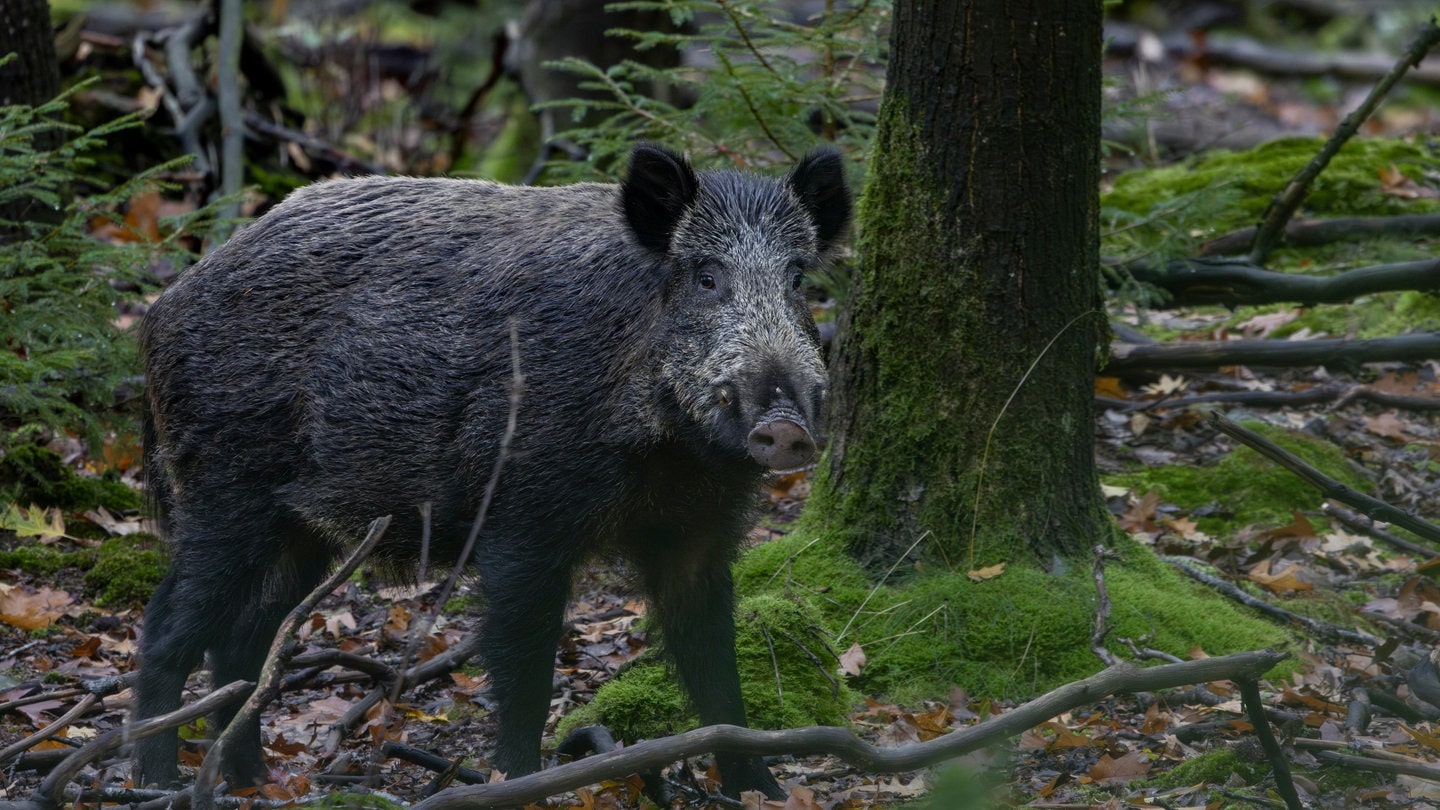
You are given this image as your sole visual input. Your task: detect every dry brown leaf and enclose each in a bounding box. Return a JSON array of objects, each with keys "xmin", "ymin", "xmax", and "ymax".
[
  {"xmin": 1246, "ymin": 558, "xmax": 1313, "ymax": 594},
  {"xmin": 1363, "ymin": 411, "xmax": 1411, "ymax": 442},
  {"xmin": 838, "ymin": 642, "xmax": 867, "ymax": 677},
  {"xmin": 967, "ymin": 562, "xmax": 1005, "ymax": 582},
  {"xmin": 0, "ymin": 584, "xmax": 72, "ymax": 630},
  {"xmin": 1088, "ymin": 750, "xmax": 1151, "ymax": 782}
]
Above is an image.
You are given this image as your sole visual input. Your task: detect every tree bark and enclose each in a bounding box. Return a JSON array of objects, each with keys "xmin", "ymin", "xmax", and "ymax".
[
  {"xmin": 813, "ymin": 0, "xmax": 1109, "ymax": 571},
  {"xmin": 0, "ymin": 0, "xmax": 58, "ymax": 108},
  {"xmin": 1, "ymin": 0, "xmax": 61, "ymax": 242}
]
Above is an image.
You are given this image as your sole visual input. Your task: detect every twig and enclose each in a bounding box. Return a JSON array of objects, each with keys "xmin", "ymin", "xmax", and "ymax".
[
  {"xmin": 1090, "ymin": 545, "xmax": 1123, "ymax": 667},
  {"xmin": 215, "ymin": 0, "xmax": 243, "ymax": 236},
  {"xmin": 1322, "ymin": 502, "xmax": 1437, "ymax": 558},
  {"xmin": 1164, "ymin": 557, "xmax": 1378, "ymax": 647},
  {"xmin": 1211, "ymin": 413, "xmax": 1440, "ymax": 544},
  {"xmin": 410, "ymin": 649, "xmax": 1287, "ymax": 809},
  {"xmin": 193, "ymin": 516, "xmax": 392, "ymax": 810},
  {"xmin": 1238, "ymin": 678, "xmax": 1302, "ymax": 810},
  {"xmin": 29, "ymin": 680, "xmax": 254, "ymax": 808},
  {"xmin": 1249, "ymin": 19, "xmax": 1440, "ymax": 263},
  {"xmin": 381, "ymin": 742, "xmax": 487, "ymax": 785},
  {"xmin": 1313, "ymin": 749, "xmax": 1440, "ymax": 781},
  {"xmin": 0, "ymin": 694, "xmax": 100, "ymax": 766}
]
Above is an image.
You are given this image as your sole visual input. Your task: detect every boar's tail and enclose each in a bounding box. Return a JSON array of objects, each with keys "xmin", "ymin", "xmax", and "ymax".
[{"xmin": 140, "ymin": 406, "xmax": 173, "ymax": 538}]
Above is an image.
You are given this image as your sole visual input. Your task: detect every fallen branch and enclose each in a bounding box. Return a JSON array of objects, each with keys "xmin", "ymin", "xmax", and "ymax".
[
  {"xmin": 1164, "ymin": 557, "xmax": 1378, "ymax": 647},
  {"xmin": 1239, "ymin": 678, "xmax": 1302, "ymax": 810},
  {"xmin": 1211, "ymin": 413, "xmax": 1440, "ymax": 544},
  {"xmin": 410, "ymin": 649, "xmax": 1287, "ymax": 810},
  {"xmin": 1201, "ymin": 214, "xmax": 1440, "ymax": 257},
  {"xmin": 1111, "ymin": 256, "xmax": 1440, "ymax": 308},
  {"xmin": 1322, "ymin": 502, "xmax": 1437, "ymax": 558},
  {"xmin": 1250, "ymin": 19, "xmax": 1440, "ymax": 263},
  {"xmin": 1106, "ymin": 332, "xmax": 1440, "ymax": 373},
  {"xmin": 20, "ymin": 680, "xmax": 254, "ymax": 810},
  {"xmin": 1105, "ymin": 23, "xmax": 1440, "ymax": 86}
]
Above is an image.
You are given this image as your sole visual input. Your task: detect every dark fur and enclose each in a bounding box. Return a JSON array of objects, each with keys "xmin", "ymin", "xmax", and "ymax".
[{"xmin": 134, "ymin": 144, "xmax": 850, "ymax": 798}]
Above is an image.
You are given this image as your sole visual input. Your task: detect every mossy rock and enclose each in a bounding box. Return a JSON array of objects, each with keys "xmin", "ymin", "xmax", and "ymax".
[
  {"xmin": 734, "ymin": 531, "xmax": 1292, "ymax": 704},
  {"xmin": 84, "ymin": 534, "xmax": 166, "ymax": 607},
  {"xmin": 556, "ymin": 593, "xmax": 855, "ymax": 743},
  {"xmin": 0, "ymin": 444, "xmax": 140, "ymax": 512},
  {"xmin": 1105, "ymin": 420, "xmax": 1371, "ymax": 533}
]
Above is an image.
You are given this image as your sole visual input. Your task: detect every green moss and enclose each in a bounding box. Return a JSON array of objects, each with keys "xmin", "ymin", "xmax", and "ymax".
[
  {"xmin": 0, "ymin": 444, "xmax": 140, "ymax": 512},
  {"xmin": 0, "ymin": 544, "xmax": 87, "ymax": 575},
  {"xmin": 556, "ymin": 661, "xmax": 692, "ymax": 742},
  {"xmin": 1106, "ymin": 421, "xmax": 1369, "ymax": 532},
  {"xmin": 1155, "ymin": 748, "xmax": 1265, "ymax": 788},
  {"xmin": 84, "ymin": 534, "xmax": 166, "ymax": 607},
  {"xmin": 557, "ymin": 593, "xmax": 856, "ymax": 743},
  {"xmin": 732, "ymin": 594, "xmax": 856, "ymax": 730},
  {"xmin": 308, "ymin": 791, "xmax": 408, "ymax": 810},
  {"xmin": 734, "ymin": 531, "xmax": 1291, "ymax": 703},
  {"xmin": 1104, "ymin": 137, "xmax": 1440, "ymax": 237}
]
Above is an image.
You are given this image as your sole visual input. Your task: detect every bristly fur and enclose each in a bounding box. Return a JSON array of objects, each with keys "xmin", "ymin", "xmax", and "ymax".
[{"xmin": 132, "ymin": 144, "xmax": 850, "ymax": 799}]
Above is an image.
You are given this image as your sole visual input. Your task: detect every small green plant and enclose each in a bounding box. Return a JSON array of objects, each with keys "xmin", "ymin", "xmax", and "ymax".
[
  {"xmin": 0, "ymin": 71, "xmax": 220, "ymax": 447},
  {"xmin": 536, "ymin": 0, "xmax": 888, "ymax": 179}
]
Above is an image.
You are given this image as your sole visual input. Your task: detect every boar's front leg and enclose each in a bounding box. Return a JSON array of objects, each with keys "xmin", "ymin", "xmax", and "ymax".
[
  {"xmin": 638, "ymin": 534, "xmax": 785, "ymax": 800},
  {"xmin": 478, "ymin": 544, "xmax": 578, "ymax": 781}
]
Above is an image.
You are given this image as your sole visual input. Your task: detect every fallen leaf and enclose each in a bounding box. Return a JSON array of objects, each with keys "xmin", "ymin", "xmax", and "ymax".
[
  {"xmin": 1089, "ymin": 750, "xmax": 1151, "ymax": 782},
  {"xmin": 967, "ymin": 563, "xmax": 1005, "ymax": 582},
  {"xmin": 1363, "ymin": 411, "xmax": 1411, "ymax": 442},
  {"xmin": 1246, "ymin": 559, "xmax": 1313, "ymax": 594},
  {"xmin": 838, "ymin": 642, "xmax": 866, "ymax": 677},
  {"xmin": 0, "ymin": 584, "xmax": 73, "ymax": 630}
]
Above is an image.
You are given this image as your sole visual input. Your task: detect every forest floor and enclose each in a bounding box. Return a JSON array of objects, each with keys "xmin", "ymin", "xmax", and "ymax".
[{"xmin": 5, "ymin": 8, "xmax": 1440, "ymax": 810}]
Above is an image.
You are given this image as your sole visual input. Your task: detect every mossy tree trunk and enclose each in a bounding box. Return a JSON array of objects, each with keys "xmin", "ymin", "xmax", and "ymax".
[
  {"xmin": 1, "ymin": 0, "xmax": 61, "ymax": 242},
  {"xmin": 813, "ymin": 0, "xmax": 1109, "ymax": 571}
]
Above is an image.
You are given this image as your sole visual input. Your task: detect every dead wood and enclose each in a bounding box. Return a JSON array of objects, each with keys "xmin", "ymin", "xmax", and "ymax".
[
  {"xmin": 1210, "ymin": 413, "xmax": 1440, "ymax": 544},
  {"xmin": 1164, "ymin": 557, "xmax": 1378, "ymax": 646},
  {"xmin": 1110, "ymin": 256, "xmax": 1440, "ymax": 308},
  {"xmin": 1248, "ymin": 19, "xmax": 1440, "ymax": 263},
  {"xmin": 1201, "ymin": 214, "xmax": 1440, "ymax": 256},
  {"xmin": 409, "ymin": 649, "xmax": 1287, "ymax": 810},
  {"xmin": 1239, "ymin": 678, "xmax": 1302, "ymax": 810},
  {"xmin": 1104, "ymin": 23, "xmax": 1440, "ymax": 86},
  {"xmin": 1106, "ymin": 332, "xmax": 1440, "ymax": 373},
  {"xmin": 1323, "ymin": 502, "xmax": 1437, "ymax": 559},
  {"xmin": 13, "ymin": 680, "xmax": 255, "ymax": 810}
]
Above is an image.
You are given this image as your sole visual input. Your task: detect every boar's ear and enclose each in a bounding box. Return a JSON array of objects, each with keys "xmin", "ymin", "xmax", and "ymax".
[
  {"xmin": 786, "ymin": 147, "xmax": 851, "ymax": 253},
  {"xmin": 622, "ymin": 142, "xmax": 699, "ymax": 253}
]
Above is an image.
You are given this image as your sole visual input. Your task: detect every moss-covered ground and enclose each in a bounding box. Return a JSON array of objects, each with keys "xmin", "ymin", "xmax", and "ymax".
[{"xmin": 1106, "ymin": 420, "xmax": 1372, "ymax": 533}]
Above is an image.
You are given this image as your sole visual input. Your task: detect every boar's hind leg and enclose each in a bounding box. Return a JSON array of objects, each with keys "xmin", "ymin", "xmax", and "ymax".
[
  {"xmin": 206, "ymin": 526, "xmax": 333, "ymax": 786},
  {"xmin": 134, "ymin": 515, "xmax": 330, "ymax": 788},
  {"xmin": 479, "ymin": 551, "xmax": 577, "ymax": 780},
  {"xmin": 639, "ymin": 539, "xmax": 785, "ymax": 800}
]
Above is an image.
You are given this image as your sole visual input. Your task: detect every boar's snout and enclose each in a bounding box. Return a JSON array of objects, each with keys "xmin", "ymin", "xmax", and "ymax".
[{"xmin": 747, "ymin": 413, "xmax": 816, "ymax": 470}]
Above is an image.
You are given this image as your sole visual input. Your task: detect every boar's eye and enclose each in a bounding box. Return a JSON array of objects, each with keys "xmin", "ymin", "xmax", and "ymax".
[
  {"xmin": 698, "ymin": 266, "xmax": 717, "ymax": 290},
  {"xmin": 789, "ymin": 261, "xmax": 805, "ymax": 291}
]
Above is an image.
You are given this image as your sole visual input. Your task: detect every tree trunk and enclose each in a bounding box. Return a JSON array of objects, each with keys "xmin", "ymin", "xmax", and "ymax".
[
  {"xmin": 1, "ymin": 0, "xmax": 61, "ymax": 242},
  {"xmin": 0, "ymin": 0, "xmax": 59, "ymax": 108},
  {"xmin": 812, "ymin": 0, "xmax": 1109, "ymax": 572}
]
